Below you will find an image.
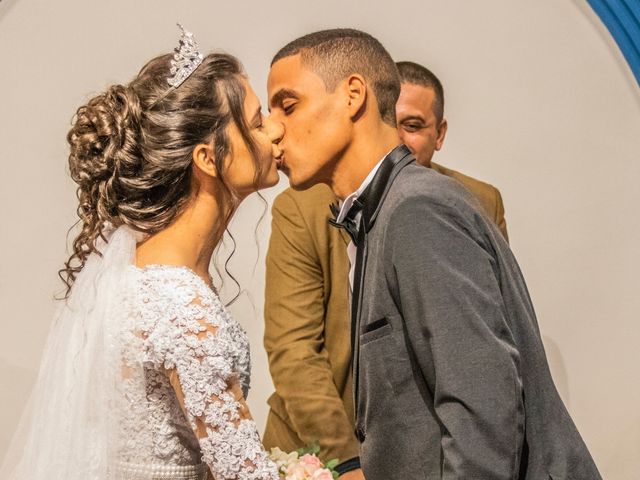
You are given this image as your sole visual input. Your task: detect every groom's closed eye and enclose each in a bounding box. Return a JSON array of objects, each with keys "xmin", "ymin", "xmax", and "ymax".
[
  {"xmin": 282, "ymin": 100, "xmax": 296, "ymax": 115},
  {"xmin": 269, "ymin": 88, "xmax": 299, "ymax": 113}
]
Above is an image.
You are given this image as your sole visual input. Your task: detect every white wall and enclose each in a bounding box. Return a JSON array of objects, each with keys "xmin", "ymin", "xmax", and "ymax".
[{"xmin": 1, "ymin": 0, "xmax": 638, "ymax": 478}]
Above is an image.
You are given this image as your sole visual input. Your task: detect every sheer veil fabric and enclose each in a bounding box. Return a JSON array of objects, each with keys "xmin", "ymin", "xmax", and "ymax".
[{"xmin": 1, "ymin": 226, "xmax": 139, "ymax": 479}]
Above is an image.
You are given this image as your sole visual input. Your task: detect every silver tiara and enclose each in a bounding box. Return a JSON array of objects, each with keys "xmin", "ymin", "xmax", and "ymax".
[{"xmin": 167, "ymin": 24, "xmax": 204, "ymax": 88}]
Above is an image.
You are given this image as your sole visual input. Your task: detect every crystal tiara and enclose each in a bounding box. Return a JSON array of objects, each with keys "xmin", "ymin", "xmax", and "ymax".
[{"xmin": 167, "ymin": 24, "xmax": 204, "ymax": 88}]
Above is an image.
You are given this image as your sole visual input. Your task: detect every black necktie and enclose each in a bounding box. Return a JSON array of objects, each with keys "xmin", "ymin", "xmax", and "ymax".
[{"xmin": 328, "ymin": 198, "xmax": 365, "ymax": 246}]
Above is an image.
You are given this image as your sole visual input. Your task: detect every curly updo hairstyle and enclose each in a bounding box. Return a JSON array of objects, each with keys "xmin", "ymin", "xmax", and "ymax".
[{"xmin": 62, "ymin": 53, "xmax": 263, "ymax": 296}]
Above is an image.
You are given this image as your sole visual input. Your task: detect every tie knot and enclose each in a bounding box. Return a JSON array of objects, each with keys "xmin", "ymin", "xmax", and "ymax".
[{"xmin": 328, "ymin": 198, "xmax": 364, "ymax": 246}]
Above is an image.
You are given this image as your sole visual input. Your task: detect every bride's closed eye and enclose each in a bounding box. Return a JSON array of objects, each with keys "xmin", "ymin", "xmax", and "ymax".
[{"xmin": 250, "ymin": 106, "xmax": 265, "ymax": 130}]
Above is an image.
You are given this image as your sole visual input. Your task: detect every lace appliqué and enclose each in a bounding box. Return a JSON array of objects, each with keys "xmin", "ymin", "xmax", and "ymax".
[{"xmin": 120, "ymin": 265, "xmax": 278, "ymax": 479}]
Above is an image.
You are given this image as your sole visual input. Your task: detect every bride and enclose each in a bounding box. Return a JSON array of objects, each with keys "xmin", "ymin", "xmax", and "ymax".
[{"xmin": 1, "ymin": 27, "xmax": 283, "ymax": 480}]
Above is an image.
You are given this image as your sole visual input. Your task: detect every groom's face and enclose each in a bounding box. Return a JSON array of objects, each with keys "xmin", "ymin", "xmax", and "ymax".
[{"xmin": 268, "ymin": 54, "xmax": 351, "ymax": 190}]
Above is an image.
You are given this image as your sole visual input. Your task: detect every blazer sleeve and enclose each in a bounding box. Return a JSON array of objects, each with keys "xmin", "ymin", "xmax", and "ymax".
[
  {"xmin": 264, "ymin": 191, "xmax": 359, "ymax": 462},
  {"xmin": 493, "ymin": 187, "xmax": 509, "ymax": 242},
  {"xmin": 386, "ymin": 194, "xmax": 524, "ymax": 479}
]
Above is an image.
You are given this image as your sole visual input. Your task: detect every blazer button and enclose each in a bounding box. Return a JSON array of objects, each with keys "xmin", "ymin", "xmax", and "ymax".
[{"xmin": 355, "ymin": 426, "xmax": 366, "ymax": 442}]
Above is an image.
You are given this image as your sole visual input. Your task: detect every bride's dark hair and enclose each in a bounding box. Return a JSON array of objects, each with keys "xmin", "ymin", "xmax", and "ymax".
[{"xmin": 61, "ymin": 53, "xmax": 264, "ymax": 297}]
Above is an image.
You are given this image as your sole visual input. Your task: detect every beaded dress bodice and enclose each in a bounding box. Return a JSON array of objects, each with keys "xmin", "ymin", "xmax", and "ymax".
[{"xmin": 116, "ymin": 265, "xmax": 278, "ymax": 480}]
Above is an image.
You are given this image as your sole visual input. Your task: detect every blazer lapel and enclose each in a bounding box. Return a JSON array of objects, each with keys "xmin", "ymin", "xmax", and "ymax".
[{"xmin": 351, "ymin": 145, "xmax": 415, "ymax": 411}]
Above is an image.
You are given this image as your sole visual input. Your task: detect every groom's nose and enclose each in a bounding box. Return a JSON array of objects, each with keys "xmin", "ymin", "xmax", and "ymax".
[{"xmin": 265, "ymin": 116, "xmax": 285, "ymax": 145}]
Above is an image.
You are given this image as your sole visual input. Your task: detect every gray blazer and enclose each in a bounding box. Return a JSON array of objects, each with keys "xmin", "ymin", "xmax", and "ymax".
[{"xmin": 350, "ymin": 146, "xmax": 601, "ymax": 479}]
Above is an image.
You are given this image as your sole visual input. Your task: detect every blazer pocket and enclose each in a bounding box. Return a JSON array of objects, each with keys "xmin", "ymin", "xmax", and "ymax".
[{"xmin": 360, "ymin": 317, "xmax": 391, "ymax": 345}]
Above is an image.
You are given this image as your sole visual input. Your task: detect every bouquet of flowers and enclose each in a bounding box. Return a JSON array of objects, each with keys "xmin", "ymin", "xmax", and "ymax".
[{"xmin": 268, "ymin": 443, "xmax": 339, "ymax": 480}]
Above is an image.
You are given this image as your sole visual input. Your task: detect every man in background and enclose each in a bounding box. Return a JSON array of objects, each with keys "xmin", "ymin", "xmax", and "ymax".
[
  {"xmin": 395, "ymin": 61, "xmax": 508, "ymax": 239},
  {"xmin": 262, "ymin": 60, "xmax": 508, "ymax": 478}
]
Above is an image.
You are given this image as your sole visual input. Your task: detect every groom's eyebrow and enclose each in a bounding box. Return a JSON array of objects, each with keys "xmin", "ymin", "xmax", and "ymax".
[{"xmin": 269, "ymin": 88, "xmax": 298, "ymax": 110}]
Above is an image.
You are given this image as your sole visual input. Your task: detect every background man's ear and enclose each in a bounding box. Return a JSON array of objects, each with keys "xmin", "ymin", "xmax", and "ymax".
[
  {"xmin": 192, "ymin": 143, "xmax": 218, "ymax": 178},
  {"xmin": 435, "ymin": 118, "xmax": 448, "ymax": 151}
]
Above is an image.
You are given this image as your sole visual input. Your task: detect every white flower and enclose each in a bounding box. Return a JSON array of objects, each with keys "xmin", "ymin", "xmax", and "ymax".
[{"xmin": 269, "ymin": 447, "xmax": 299, "ymax": 472}]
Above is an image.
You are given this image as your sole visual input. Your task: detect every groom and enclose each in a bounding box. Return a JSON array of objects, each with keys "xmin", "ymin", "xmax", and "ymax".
[{"xmin": 267, "ymin": 29, "xmax": 601, "ymax": 479}]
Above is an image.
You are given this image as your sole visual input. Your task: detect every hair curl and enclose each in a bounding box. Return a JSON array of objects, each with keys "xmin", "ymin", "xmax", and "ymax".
[{"xmin": 61, "ymin": 53, "xmax": 262, "ymax": 297}]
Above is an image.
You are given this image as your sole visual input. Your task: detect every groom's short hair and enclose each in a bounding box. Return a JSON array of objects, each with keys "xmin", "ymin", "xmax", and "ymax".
[{"xmin": 272, "ymin": 28, "xmax": 400, "ymax": 127}]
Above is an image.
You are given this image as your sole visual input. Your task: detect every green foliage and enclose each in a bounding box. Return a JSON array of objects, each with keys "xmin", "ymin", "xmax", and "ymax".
[
  {"xmin": 295, "ymin": 442, "xmax": 340, "ymax": 478},
  {"xmin": 325, "ymin": 459, "xmax": 339, "ymax": 470},
  {"xmin": 296, "ymin": 442, "xmax": 321, "ymax": 456}
]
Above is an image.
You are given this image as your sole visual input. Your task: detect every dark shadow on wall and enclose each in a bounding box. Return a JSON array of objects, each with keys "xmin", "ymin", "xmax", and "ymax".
[
  {"xmin": 542, "ymin": 335, "xmax": 571, "ymax": 409},
  {"xmin": 0, "ymin": 359, "xmax": 36, "ymax": 460},
  {"xmin": 572, "ymin": 0, "xmax": 640, "ymax": 108}
]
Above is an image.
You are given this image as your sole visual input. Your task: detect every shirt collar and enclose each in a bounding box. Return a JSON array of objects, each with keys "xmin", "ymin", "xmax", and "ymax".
[{"xmin": 335, "ymin": 153, "xmax": 388, "ymax": 223}]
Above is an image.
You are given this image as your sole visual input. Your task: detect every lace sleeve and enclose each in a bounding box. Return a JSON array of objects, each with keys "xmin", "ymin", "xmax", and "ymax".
[{"xmin": 143, "ymin": 272, "xmax": 279, "ymax": 480}]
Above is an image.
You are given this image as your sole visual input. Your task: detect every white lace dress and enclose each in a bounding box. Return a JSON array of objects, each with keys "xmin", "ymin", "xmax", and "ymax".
[{"xmin": 116, "ymin": 264, "xmax": 279, "ymax": 480}]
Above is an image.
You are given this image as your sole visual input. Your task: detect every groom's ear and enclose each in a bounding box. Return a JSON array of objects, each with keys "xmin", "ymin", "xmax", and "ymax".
[{"xmin": 345, "ymin": 74, "xmax": 367, "ymax": 121}]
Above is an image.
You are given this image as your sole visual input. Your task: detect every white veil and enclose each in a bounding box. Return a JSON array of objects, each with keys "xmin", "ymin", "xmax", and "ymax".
[{"xmin": 0, "ymin": 226, "xmax": 138, "ymax": 479}]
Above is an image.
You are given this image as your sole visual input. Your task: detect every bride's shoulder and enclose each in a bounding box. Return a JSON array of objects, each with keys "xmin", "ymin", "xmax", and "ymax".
[
  {"xmin": 124, "ymin": 265, "xmax": 239, "ymax": 368},
  {"xmin": 130, "ymin": 264, "xmax": 208, "ymax": 296},
  {"xmin": 126, "ymin": 264, "xmax": 228, "ymax": 324}
]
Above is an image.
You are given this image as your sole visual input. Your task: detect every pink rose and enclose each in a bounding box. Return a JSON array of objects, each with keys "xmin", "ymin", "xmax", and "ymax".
[
  {"xmin": 299, "ymin": 454, "xmax": 323, "ymax": 475},
  {"xmin": 299, "ymin": 454, "xmax": 323, "ymax": 469},
  {"xmin": 285, "ymin": 462, "xmax": 307, "ymax": 479},
  {"xmin": 311, "ymin": 469, "xmax": 334, "ymax": 480}
]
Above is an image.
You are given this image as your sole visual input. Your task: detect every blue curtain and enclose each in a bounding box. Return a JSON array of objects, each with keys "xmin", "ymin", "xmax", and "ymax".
[{"xmin": 587, "ymin": 0, "xmax": 640, "ymax": 86}]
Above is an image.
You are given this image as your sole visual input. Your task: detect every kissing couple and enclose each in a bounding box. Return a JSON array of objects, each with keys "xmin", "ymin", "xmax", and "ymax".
[{"xmin": 1, "ymin": 26, "xmax": 601, "ymax": 480}]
